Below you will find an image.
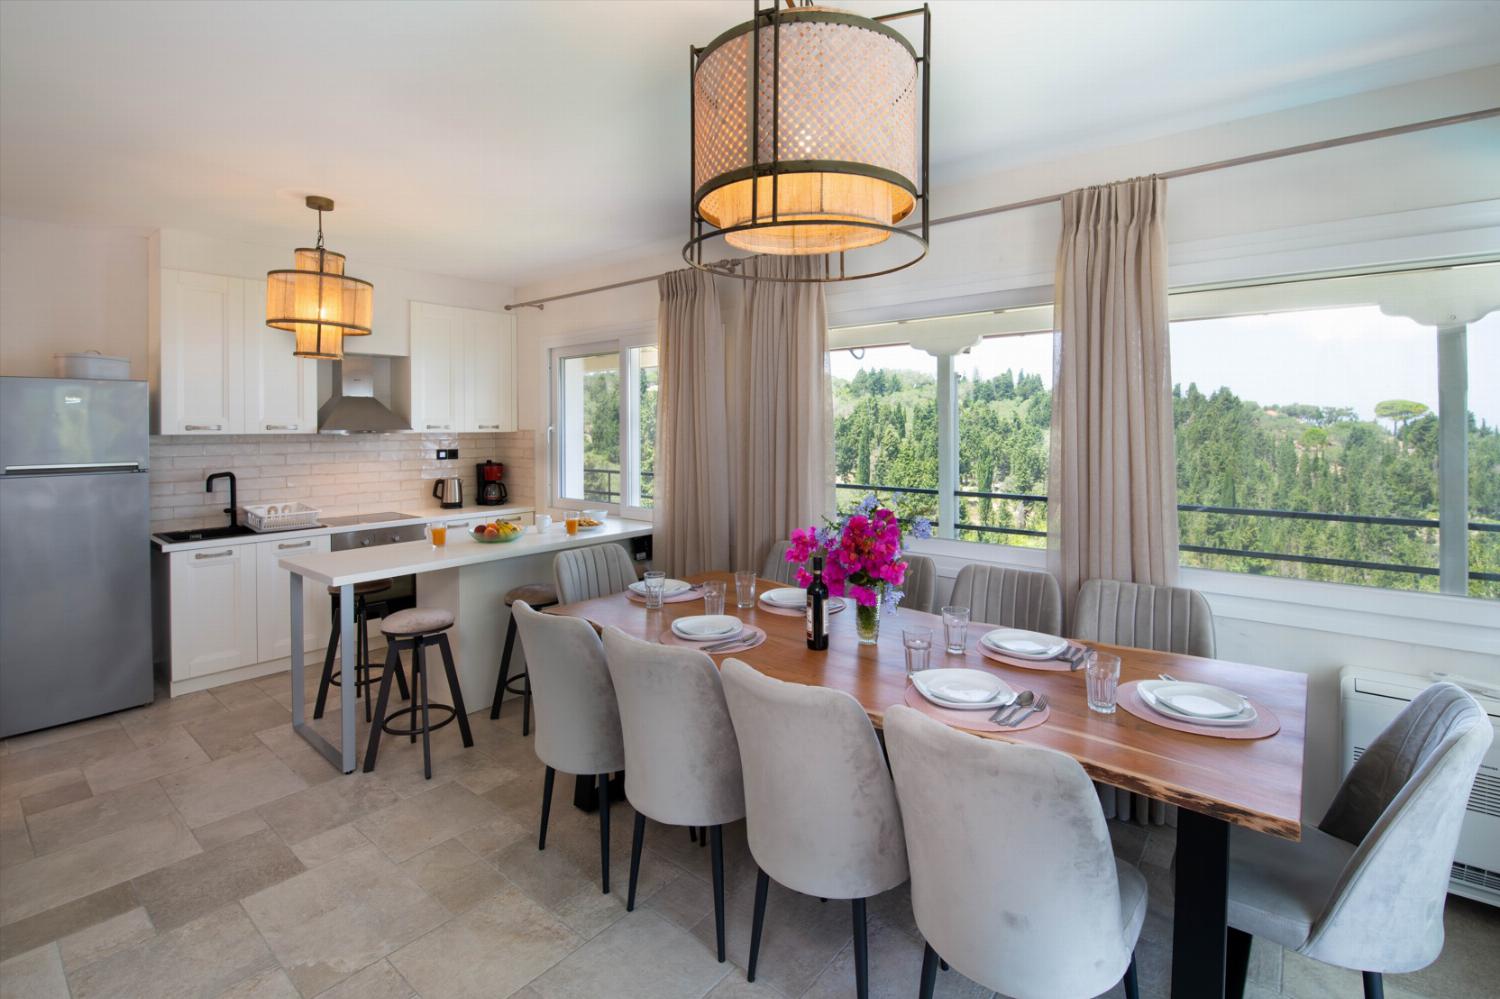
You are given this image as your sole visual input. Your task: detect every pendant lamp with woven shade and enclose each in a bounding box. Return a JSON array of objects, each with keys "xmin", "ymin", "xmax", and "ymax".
[
  {"xmin": 685, "ymin": 2, "xmax": 930, "ymax": 282},
  {"xmin": 266, "ymin": 196, "xmax": 373, "ymax": 360}
]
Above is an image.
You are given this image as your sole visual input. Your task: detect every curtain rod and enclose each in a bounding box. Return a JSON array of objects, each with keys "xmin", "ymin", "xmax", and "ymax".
[{"xmin": 504, "ymin": 105, "xmax": 1500, "ymax": 311}]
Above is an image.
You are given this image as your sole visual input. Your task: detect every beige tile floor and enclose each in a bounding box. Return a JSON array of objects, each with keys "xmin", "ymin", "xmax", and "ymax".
[{"xmin": 1, "ymin": 673, "xmax": 1496, "ymax": 999}]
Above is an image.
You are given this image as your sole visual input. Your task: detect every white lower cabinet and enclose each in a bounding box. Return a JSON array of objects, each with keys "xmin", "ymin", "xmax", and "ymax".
[
  {"xmin": 255, "ymin": 535, "xmax": 332, "ymax": 661},
  {"xmin": 168, "ymin": 543, "xmax": 259, "ymax": 679}
]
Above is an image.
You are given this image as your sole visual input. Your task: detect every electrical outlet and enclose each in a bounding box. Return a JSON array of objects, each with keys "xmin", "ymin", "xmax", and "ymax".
[{"xmin": 436, "ymin": 448, "xmax": 459, "ymax": 460}]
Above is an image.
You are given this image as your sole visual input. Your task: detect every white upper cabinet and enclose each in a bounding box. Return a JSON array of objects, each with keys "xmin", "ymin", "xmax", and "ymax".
[
  {"xmin": 159, "ymin": 270, "xmax": 244, "ymax": 434},
  {"xmin": 243, "ymin": 288, "xmax": 319, "ymax": 434},
  {"xmin": 409, "ymin": 301, "xmax": 515, "ymax": 434},
  {"xmin": 463, "ymin": 309, "xmax": 516, "ymax": 432}
]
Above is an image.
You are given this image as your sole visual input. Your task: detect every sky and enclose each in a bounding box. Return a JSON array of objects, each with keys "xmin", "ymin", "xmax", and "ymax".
[{"xmin": 830, "ymin": 306, "xmax": 1498, "ymax": 425}]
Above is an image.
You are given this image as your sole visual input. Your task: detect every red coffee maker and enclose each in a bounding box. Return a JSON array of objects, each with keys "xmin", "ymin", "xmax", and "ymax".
[{"xmin": 476, "ymin": 461, "xmax": 508, "ymax": 505}]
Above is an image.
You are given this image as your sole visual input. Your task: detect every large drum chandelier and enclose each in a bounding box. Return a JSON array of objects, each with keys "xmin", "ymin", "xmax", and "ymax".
[
  {"xmin": 266, "ymin": 196, "xmax": 373, "ymax": 360},
  {"xmin": 685, "ymin": 1, "xmax": 930, "ymax": 282}
]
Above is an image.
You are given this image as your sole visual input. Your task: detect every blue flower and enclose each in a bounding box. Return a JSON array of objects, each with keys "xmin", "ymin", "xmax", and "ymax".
[
  {"xmin": 854, "ymin": 493, "xmax": 879, "ymax": 516},
  {"xmin": 816, "ymin": 525, "xmax": 841, "ymax": 549},
  {"xmin": 910, "ymin": 517, "xmax": 933, "ymax": 540},
  {"xmin": 881, "ymin": 586, "xmax": 904, "ymax": 614}
]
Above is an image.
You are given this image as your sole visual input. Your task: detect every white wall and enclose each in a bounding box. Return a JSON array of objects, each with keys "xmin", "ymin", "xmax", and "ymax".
[{"xmin": 511, "ymin": 66, "xmax": 1500, "ymax": 817}]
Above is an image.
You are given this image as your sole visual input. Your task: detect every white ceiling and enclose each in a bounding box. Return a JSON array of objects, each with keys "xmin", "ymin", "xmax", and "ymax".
[{"xmin": 2, "ymin": 0, "xmax": 1497, "ymax": 288}]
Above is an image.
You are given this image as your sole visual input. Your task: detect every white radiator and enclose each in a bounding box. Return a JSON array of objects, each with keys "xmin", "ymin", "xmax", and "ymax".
[{"xmin": 1339, "ymin": 667, "xmax": 1500, "ymax": 908}]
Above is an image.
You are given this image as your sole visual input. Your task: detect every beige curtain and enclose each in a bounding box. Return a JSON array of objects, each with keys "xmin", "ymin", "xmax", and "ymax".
[
  {"xmin": 655, "ymin": 269, "xmax": 731, "ymax": 576},
  {"xmin": 1048, "ymin": 176, "xmax": 1178, "ymax": 625},
  {"xmin": 731, "ymin": 255, "xmax": 835, "ymax": 572}
]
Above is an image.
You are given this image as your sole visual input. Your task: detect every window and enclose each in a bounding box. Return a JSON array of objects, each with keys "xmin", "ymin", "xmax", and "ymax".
[
  {"xmin": 552, "ymin": 338, "xmax": 657, "ymax": 518},
  {"xmin": 831, "ymin": 344, "xmax": 938, "ymax": 524},
  {"xmin": 627, "ymin": 346, "xmax": 658, "ymax": 509},
  {"xmin": 1470, "ymin": 314, "xmax": 1499, "ymax": 597}
]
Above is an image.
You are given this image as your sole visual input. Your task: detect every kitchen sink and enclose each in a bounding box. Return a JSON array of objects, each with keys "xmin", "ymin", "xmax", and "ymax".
[{"xmin": 157, "ymin": 524, "xmax": 261, "ymax": 543}]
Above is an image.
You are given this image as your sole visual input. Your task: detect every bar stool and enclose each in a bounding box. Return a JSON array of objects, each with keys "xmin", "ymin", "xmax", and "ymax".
[
  {"xmin": 363, "ymin": 607, "xmax": 474, "ymax": 780},
  {"xmin": 489, "ymin": 582, "xmax": 557, "ymax": 736},
  {"xmin": 314, "ymin": 579, "xmax": 408, "ymax": 722}
]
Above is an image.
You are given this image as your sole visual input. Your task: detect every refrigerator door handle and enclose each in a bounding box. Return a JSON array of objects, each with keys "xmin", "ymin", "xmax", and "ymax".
[{"xmin": 4, "ymin": 462, "xmax": 143, "ymax": 474}]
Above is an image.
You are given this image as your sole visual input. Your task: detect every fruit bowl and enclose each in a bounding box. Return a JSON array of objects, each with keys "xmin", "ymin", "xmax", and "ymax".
[{"xmin": 471, "ymin": 527, "xmax": 523, "ymax": 544}]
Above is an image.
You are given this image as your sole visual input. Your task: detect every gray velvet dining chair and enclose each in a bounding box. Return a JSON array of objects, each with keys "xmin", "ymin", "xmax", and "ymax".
[
  {"xmin": 900, "ymin": 554, "xmax": 938, "ymax": 614},
  {"xmin": 884, "ymin": 704, "xmax": 1144, "ymax": 999},
  {"xmin": 1072, "ymin": 577, "xmax": 1217, "ymax": 824},
  {"xmin": 509, "ymin": 601, "xmax": 625, "ymax": 894},
  {"xmin": 553, "ymin": 543, "xmax": 638, "ymax": 604},
  {"xmin": 761, "ymin": 540, "xmax": 796, "ymax": 584},
  {"xmin": 948, "ymin": 563, "xmax": 1062, "ymax": 633},
  {"xmin": 601, "ymin": 627, "xmax": 746, "ymax": 963},
  {"xmin": 1226, "ymin": 682, "xmax": 1492, "ymax": 999},
  {"xmin": 720, "ymin": 659, "xmax": 908, "ymax": 999}
]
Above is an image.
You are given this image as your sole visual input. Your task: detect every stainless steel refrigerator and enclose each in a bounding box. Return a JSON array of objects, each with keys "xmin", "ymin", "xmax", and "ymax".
[{"xmin": 0, "ymin": 376, "xmax": 154, "ymax": 737}]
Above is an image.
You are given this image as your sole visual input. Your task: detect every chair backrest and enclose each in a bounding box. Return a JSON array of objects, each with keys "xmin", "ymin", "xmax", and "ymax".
[
  {"xmin": 509, "ymin": 602, "xmax": 625, "ymax": 776},
  {"xmin": 1072, "ymin": 578, "xmax": 1216, "ymax": 657},
  {"xmin": 761, "ymin": 540, "xmax": 796, "ymax": 584},
  {"xmin": 901, "ymin": 554, "xmax": 938, "ymax": 614},
  {"xmin": 553, "ymin": 543, "xmax": 638, "ymax": 604},
  {"xmin": 885, "ymin": 705, "xmax": 1136, "ymax": 997},
  {"xmin": 1304, "ymin": 683, "xmax": 1493, "ymax": 970},
  {"xmin": 600, "ymin": 627, "xmax": 746, "ymax": 827},
  {"xmin": 948, "ymin": 564, "xmax": 1062, "ymax": 633},
  {"xmin": 720, "ymin": 659, "xmax": 907, "ymax": 900}
]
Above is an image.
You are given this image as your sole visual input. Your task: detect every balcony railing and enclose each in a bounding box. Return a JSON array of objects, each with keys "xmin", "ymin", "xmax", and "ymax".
[
  {"xmin": 581, "ymin": 467, "xmax": 653, "ymax": 505},
  {"xmin": 834, "ymin": 482, "xmax": 1500, "ymax": 583}
]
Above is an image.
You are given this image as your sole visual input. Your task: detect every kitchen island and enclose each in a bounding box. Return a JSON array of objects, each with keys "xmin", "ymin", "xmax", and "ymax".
[{"xmin": 278, "ymin": 516, "xmax": 653, "ymax": 772}]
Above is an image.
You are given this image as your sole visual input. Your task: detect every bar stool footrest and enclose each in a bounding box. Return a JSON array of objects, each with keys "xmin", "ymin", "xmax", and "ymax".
[{"xmin": 378, "ymin": 704, "xmax": 458, "ymax": 738}]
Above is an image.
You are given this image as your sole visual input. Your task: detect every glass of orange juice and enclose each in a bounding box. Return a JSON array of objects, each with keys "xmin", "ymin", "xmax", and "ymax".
[
  {"xmin": 565, "ymin": 514, "xmax": 579, "ymax": 535},
  {"xmin": 429, "ymin": 523, "xmax": 447, "ymax": 547}
]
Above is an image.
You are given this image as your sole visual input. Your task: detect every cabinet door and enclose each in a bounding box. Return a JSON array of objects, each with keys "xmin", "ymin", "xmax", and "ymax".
[
  {"xmin": 255, "ymin": 535, "xmax": 332, "ymax": 661},
  {"xmin": 169, "ymin": 544, "xmax": 258, "ymax": 678},
  {"xmin": 409, "ymin": 302, "xmax": 461, "ymax": 433},
  {"xmin": 463, "ymin": 309, "xmax": 516, "ymax": 432},
  {"xmin": 243, "ymin": 281, "xmax": 318, "ymax": 434},
  {"xmin": 159, "ymin": 270, "xmax": 244, "ymax": 434}
]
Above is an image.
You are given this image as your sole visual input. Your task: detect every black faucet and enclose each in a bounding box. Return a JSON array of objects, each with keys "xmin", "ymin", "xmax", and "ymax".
[{"xmin": 206, "ymin": 472, "xmax": 238, "ymax": 528}]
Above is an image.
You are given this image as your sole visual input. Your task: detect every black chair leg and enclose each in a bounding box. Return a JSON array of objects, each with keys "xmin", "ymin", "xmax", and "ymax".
[
  {"xmin": 1123, "ymin": 952, "xmax": 1140, "ymax": 999},
  {"xmin": 538, "ymin": 766, "xmax": 556, "ymax": 850},
  {"xmin": 361, "ymin": 643, "xmax": 401, "ymax": 773},
  {"xmin": 597, "ymin": 772, "xmax": 611, "ymax": 894},
  {"xmin": 522, "ymin": 674, "xmax": 532, "ymax": 736},
  {"xmin": 689, "ymin": 826, "xmax": 697, "ymax": 844},
  {"xmin": 436, "ymin": 635, "xmax": 473, "ymax": 747},
  {"xmin": 939, "ymin": 958, "xmax": 948, "ymax": 971},
  {"xmin": 1363, "ymin": 971, "xmax": 1384, "ymax": 999},
  {"xmin": 415, "ymin": 643, "xmax": 432, "ymax": 779},
  {"xmin": 313, "ymin": 614, "xmax": 339, "ymax": 719},
  {"xmin": 851, "ymin": 897, "xmax": 869, "ymax": 999},
  {"xmin": 918, "ymin": 943, "xmax": 939, "ymax": 999},
  {"xmin": 490, "ymin": 616, "xmax": 518, "ymax": 719},
  {"xmin": 1226, "ymin": 928, "xmax": 1252, "ymax": 999},
  {"xmin": 626, "ymin": 812, "xmax": 646, "ymax": 911},
  {"xmin": 700, "ymin": 825, "xmax": 707, "ymax": 848},
  {"xmin": 710, "ymin": 824, "xmax": 726, "ymax": 962},
  {"xmin": 747, "ymin": 868, "xmax": 770, "ymax": 982}
]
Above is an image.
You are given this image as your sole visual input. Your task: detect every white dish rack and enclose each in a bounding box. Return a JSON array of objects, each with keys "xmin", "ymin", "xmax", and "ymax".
[{"xmin": 241, "ymin": 502, "xmax": 322, "ymax": 533}]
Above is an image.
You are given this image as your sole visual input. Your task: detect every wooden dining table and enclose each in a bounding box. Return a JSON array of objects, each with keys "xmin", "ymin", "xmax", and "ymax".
[{"xmin": 550, "ymin": 571, "xmax": 1308, "ymax": 999}]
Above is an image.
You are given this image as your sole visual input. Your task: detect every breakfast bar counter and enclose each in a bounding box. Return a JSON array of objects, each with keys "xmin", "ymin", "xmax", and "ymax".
[{"xmin": 279, "ymin": 516, "xmax": 653, "ymax": 772}]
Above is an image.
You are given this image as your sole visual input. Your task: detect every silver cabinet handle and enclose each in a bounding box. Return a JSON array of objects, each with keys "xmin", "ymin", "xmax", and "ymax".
[
  {"xmin": 184, "ymin": 424, "xmax": 223, "ymax": 432},
  {"xmin": 195, "ymin": 549, "xmax": 234, "ymax": 559},
  {"xmin": 265, "ymin": 423, "xmax": 298, "ymax": 431},
  {"xmin": 479, "ymin": 424, "xmax": 500, "ymax": 430},
  {"xmin": 276, "ymin": 540, "xmax": 313, "ymax": 550},
  {"xmin": 425, "ymin": 424, "xmax": 450, "ymax": 430}
]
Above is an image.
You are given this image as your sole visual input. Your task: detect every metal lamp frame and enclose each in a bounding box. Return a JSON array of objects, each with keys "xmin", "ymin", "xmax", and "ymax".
[
  {"xmin": 683, "ymin": 1, "xmax": 931, "ymax": 283},
  {"xmin": 267, "ymin": 196, "xmax": 374, "ymax": 359}
]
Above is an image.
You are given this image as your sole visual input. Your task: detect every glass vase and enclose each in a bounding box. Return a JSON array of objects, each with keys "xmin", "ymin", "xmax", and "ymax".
[{"xmin": 855, "ymin": 603, "xmax": 880, "ymax": 645}]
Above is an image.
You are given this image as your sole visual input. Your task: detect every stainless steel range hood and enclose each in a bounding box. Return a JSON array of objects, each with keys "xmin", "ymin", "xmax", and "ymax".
[{"xmin": 317, "ymin": 355, "xmax": 411, "ymax": 434}]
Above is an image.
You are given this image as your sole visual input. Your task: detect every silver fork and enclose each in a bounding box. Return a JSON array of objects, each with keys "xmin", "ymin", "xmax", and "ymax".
[
  {"xmin": 1002, "ymin": 693, "xmax": 1048, "ymax": 728},
  {"xmin": 990, "ymin": 690, "xmax": 1033, "ymax": 725}
]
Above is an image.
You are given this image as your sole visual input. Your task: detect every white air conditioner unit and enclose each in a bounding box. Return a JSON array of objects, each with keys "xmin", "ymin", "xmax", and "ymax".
[{"xmin": 1339, "ymin": 666, "xmax": 1500, "ymax": 908}]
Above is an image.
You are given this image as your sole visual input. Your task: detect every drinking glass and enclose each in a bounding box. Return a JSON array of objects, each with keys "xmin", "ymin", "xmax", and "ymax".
[
  {"xmin": 565, "ymin": 514, "xmax": 579, "ymax": 535},
  {"xmin": 941, "ymin": 606, "xmax": 970, "ymax": 654},
  {"xmin": 903, "ymin": 627, "xmax": 933, "ymax": 677},
  {"xmin": 1086, "ymin": 651, "xmax": 1122, "ymax": 714},
  {"xmin": 428, "ymin": 523, "xmax": 447, "ymax": 547},
  {"xmin": 734, "ymin": 570, "xmax": 757, "ymax": 608},
  {"xmin": 642, "ymin": 570, "xmax": 666, "ymax": 609},
  {"xmin": 702, "ymin": 580, "xmax": 727, "ymax": 616}
]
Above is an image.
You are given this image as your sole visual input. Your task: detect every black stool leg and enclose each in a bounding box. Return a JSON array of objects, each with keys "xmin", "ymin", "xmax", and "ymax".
[
  {"xmin": 918, "ymin": 943, "xmax": 939, "ymax": 999},
  {"xmin": 314, "ymin": 612, "xmax": 339, "ymax": 720},
  {"xmin": 1124, "ymin": 953, "xmax": 1141, "ymax": 999},
  {"xmin": 362, "ymin": 642, "xmax": 401, "ymax": 773},
  {"xmin": 436, "ymin": 635, "xmax": 473, "ymax": 747},
  {"xmin": 356, "ymin": 596, "xmax": 372, "ymax": 724},
  {"xmin": 1363, "ymin": 971, "xmax": 1384, "ymax": 999},
  {"xmin": 415, "ymin": 642, "xmax": 432, "ymax": 779},
  {"xmin": 522, "ymin": 674, "xmax": 532, "ymax": 736},
  {"xmin": 1227, "ymin": 928, "xmax": 1252, "ymax": 999},
  {"xmin": 689, "ymin": 826, "xmax": 697, "ymax": 844},
  {"xmin": 710, "ymin": 824, "xmax": 726, "ymax": 962},
  {"xmin": 626, "ymin": 812, "xmax": 646, "ymax": 911},
  {"xmin": 490, "ymin": 615, "xmax": 518, "ymax": 719},
  {"xmin": 597, "ymin": 772, "xmax": 611, "ymax": 894},
  {"xmin": 852, "ymin": 897, "xmax": 869, "ymax": 999},
  {"xmin": 538, "ymin": 766, "xmax": 556, "ymax": 850},
  {"xmin": 747, "ymin": 868, "xmax": 770, "ymax": 982}
]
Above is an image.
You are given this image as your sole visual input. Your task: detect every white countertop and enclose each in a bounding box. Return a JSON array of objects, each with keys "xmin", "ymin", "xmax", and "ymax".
[
  {"xmin": 152, "ymin": 504, "xmax": 535, "ymax": 553},
  {"xmin": 278, "ymin": 516, "xmax": 653, "ymax": 587}
]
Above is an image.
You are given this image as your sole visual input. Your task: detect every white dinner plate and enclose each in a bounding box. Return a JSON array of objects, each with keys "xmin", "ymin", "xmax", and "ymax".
[
  {"xmin": 911, "ymin": 668, "xmax": 1016, "ymax": 711},
  {"xmin": 628, "ymin": 578, "xmax": 693, "ymax": 597},
  {"xmin": 1138, "ymin": 680, "xmax": 1256, "ymax": 727},
  {"xmin": 760, "ymin": 587, "xmax": 807, "ymax": 608},
  {"xmin": 670, "ymin": 615, "xmax": 743, "ymax": 641},
  {"xmin": 980, "ymin": 628, "xmax": 1070, "ymax": 660}
]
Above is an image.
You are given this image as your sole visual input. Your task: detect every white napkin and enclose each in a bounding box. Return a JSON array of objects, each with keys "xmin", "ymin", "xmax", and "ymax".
[{"xmin": 671, "ymin": 615, "xmax": 742, "ymax": 639}]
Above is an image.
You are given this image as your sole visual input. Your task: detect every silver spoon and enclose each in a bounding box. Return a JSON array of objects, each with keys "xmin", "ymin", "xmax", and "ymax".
[
  {"xmin": 990, "ymin": 690, "xmax": 1034, "ymax": 725},
  {"xmin": 1003, "ymin": 693, "xmax": 1048, "ymax": 728}
]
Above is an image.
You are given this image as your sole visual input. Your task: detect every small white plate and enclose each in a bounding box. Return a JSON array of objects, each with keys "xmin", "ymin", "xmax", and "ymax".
[
  {"xmin": 980, "ymin": 628, "xmax": 1070, "ymax": 660},
  {"xmin": 628, "ymin": 578, "xmax": 692, "ymax": 597},
  {"xmin": 1138, "ymin": 681, "xmax": 1256, "ymax": 727},
  {"xmin": 760, "ymin": 587, "xmax": 807, "ymax": 608},
  {"xmin": 671, "ymin": 615, "xmax": 743, "ymax": 641},
  {"xmin": 911, "ymin": 668, "xmax": 1016, "ymax": 711}
]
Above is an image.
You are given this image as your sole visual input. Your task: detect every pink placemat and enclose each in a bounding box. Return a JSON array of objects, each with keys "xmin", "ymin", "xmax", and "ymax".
[
  {"xmin": 627, "ymin": 587, "xmax": 701, "ymax": 605},
  {"xmin": 658, "ymin": 625, "xmax": 768, "ymax": 655},
  {"xmin": 902, "ymin": 683, "xmax": 1050, "ymax": 734},
  {"xmin": 1116, "ymin": 680, "xmax": 1281, "ymax": 740},
  {"xmin": 756, "ymin": 596, "xmax": 847, "ymax": 617},
  {"xmin": 976, "ymin": 638, "xmax": 1087, "ymax": 673}
]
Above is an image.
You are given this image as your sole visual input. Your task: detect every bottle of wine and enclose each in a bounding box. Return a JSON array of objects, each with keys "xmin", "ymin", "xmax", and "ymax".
[{"xmin": 806, "ymin": 555, "xmax": 829, "ymax": 651}]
